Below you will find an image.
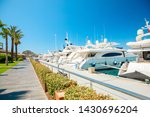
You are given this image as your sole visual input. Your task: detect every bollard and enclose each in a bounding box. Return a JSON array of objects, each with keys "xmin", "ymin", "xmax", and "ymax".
[{"xmin": 88, "ymin": 67, "xmax": 95, "ymax": 73}]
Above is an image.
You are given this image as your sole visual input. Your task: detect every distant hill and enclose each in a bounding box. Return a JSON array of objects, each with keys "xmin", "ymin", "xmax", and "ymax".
[{"xmin": 22, "ymin": 50, "xmax": 37, "ymax": 57}]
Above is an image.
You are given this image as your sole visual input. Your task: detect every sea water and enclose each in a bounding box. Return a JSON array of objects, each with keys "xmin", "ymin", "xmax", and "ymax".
[{"xmin": 96, "ymin": 68, "xmax": 119, "ymax": 76}]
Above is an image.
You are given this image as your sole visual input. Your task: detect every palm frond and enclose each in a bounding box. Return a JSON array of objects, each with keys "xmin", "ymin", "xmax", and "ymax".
[
  {"xmin": 0, "ymin": 20, "xmax": 7, "ymax": 28},
  {"xmin": 0, "ymin": 27, "xmax": 9, "ymax": 39}
]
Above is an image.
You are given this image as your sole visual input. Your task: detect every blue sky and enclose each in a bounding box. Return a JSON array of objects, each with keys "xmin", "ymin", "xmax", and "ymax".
[{"xmin": 0, "ymin": 0, "xmax": 150, "ymax": 54}]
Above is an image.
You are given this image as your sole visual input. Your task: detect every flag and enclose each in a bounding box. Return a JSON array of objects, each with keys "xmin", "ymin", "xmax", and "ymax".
[{"xmin": 148, "ymin": 28, "xmax": 150, "ymax": 32}]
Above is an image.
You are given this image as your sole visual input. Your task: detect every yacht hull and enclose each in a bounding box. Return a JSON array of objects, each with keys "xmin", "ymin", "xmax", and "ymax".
[
  {"xmin": 119, "ymin": 62, "xmax": 150, "ymax": 80},
  {"xmin": 80, "ymin": 56, "xmax": 136, "ymax": 70}
]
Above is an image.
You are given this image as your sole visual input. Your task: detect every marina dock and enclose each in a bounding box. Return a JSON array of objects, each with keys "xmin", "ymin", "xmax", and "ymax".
[{"xmin": 40, "ymin": 60, "xmax": 150, "ymax": 100}]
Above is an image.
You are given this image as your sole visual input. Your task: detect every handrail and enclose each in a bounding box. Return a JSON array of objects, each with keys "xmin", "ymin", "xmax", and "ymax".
[{"xmin": 40, "ymin": 60, "xmax": 150, "ymax": 100}]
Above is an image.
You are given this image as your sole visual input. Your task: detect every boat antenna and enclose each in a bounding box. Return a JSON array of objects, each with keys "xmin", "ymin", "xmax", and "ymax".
[
  {"xmin": 54, "ymin": 33, "xmax": 57, "ymax": 51},
  {"xmin": 86, "ymin": 36, "xmax": 89, "ymax": 43},
  {"xmin": 96, "ymin": 33, "xmax": 98, "ymax": 41},
  {"xmin": 101, "ymin": 35, "xmax": 104, "ymax": 42},
  {"xmin": 76, "ymin": 33, "xmax": 78, "ymax": 45},
  {"xmin": 141, "ymin": 18, "xmax": 150, "ymax": 31},
  {"xmin": 103, "ymin": 24, "xmax": 106, "ymax": 38},
  {"xmin": 144, "ymin": 18, "xmax": 149, "ymax": 27},
  {"xmin": 94, "ymin": 25, "xmax": 96, "ymax": 43},
  {"xmin": 66, "ymin": 32, "xmax": 68, "ymax": 40},
  {"xmin": 65, "ymin": 32, "xmax": 71, "ymax": 46}
]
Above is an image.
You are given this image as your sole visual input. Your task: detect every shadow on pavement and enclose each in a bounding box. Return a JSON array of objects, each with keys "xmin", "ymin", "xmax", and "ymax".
[
  {"xmin": 12, "ymin": 67, "xmax": 26, "ymax": 70},
  {"xmin": 0, "ymin": 74, "xmax": 8, "ymax": 76},
  {"xmin": 0, "ymin": 90, "xmax": 29, "ymax": 100}
]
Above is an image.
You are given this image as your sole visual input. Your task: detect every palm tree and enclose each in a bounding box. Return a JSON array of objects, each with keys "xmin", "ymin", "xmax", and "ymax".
[
  {"xmin": 0, "ymin": 20, "xmax": 6, "ymax": 28},
  {"xmin": 8, "ymin": 26, "xmax": 17, "ymax": 62},
  {"xmin": 0, "ymin": 28, "xmax": 9, "ymax": 65},
  {"xmin": 14, "ymin": 30, "xmax": 24, "ymax": 60},
  {"xmin": 0, "ymin": 20, "xmax": 6, "ymax": 51}
]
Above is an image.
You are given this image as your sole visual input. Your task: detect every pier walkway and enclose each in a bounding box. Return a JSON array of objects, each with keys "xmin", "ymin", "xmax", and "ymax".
[{"xmin": 0, "ymin": 59, "xmax": 47, "ymax": 100}]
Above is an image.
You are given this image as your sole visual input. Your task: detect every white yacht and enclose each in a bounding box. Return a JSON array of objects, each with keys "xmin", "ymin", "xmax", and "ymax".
[
  {"xmin": 50, "ymin": 33, "xmax": 85, "ymax": 64},
  {"xmin": 63, "ymin": 38, "xmax": 136, "ymax": 70},
  {"xmin": 40, "ymin": 52, "xmax": 53, "ymax": 61},
  {"xmin": 118, "ymin": 19, "xmax": 150, "ymax": 80},
  {"xmin": 58, "ymin": 46, "xmax": 83, "ymax": 64}
]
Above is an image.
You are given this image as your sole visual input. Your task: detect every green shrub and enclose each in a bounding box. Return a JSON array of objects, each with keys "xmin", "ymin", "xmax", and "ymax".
[
  {"xmin": 30, "ymin": 59, "xmax": 77, "ymax": 97},
  {"xmin": 18, "ymin": 57, "xmax": 23, "ymax": 61},
  {"xmin": 18, "ymin": 54, "xmax": 26, "ymax": 59},
  {"xmin": 0, "ymin": 53, "xmax": 11, "ymax": 63},
  {"xmin": 30, "ymin": 59, "xmax": 51, "ymax": 82},
  {"xmin": 64, "ymin": 86, "xmax": 113, "ymax": 100},
  {"xmin": 30, "ymin": 59, "xmax": 113, "ymax": 100},
  {"xmin": 46, "ymin": 73, "xmax": 77, "ymax": 96}
]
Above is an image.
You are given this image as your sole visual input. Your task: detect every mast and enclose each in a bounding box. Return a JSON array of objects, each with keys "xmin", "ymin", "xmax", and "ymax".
[
  {"xmin": 103, "ymin": 24, "xmax": 106, "ymax": 39},
  {"xmin": 65, "ymin": 32, "xmax": 70, "ymax": 46},
  {"xmin": 101, "ymin": 35, "xmax": 104, "ymax": 42},
  {"xmin": 142, "ymin": 18, "xmax": 150, "ymax": 30},
  {"xmin": 94, "ymin": 25, "xmax": 96, "ymax": 43},
  {"xmin": 66, "ymin": 32, "xmax": 68, "ymax": 40},
  {"xmin": 76, "ymin": 33, "xmax": 78, "ymax": 45},
  {"xmin": 86, "ymin": 36, "xmax": 89, "ymax": 44},
  {"xmin": 54, "ymin": 33, "xmax": 57, "ymax": 51}
]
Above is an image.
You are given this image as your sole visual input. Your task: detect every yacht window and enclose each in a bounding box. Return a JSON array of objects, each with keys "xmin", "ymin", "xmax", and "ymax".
[
  {"xmin": 102, "ymin": 52, "xmax": 122, "ymax": 57},
  {"xmin": 143, "ymin": 51, "xmax": 150, "ymax": 60},
  {"xmin": 66, "ymin": 53, "xmax": 70, "ymax": 56},
  {"xmin": 88, "ymin": 53, "xmax": 96, "ymax": 57}
]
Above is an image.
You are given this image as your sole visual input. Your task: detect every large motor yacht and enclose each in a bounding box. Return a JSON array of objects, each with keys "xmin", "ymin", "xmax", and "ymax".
[
  {"xmin": 65, "ymin": 38, "xmax": 136, "ymax": 70},
  {"xmin": 118, "ymin": 19, "xmax": 150, "ymax": 80}
]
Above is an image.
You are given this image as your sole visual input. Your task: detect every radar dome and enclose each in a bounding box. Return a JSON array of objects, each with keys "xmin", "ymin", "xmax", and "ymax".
[{"xmin": 137, "ymin": 29, "xmax": 144, "ymax": 35}]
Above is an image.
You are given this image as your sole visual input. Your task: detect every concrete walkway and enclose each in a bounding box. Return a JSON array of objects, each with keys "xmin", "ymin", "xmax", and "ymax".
[{"xmin": 0, "ymin": 59, "xmax": 47, "ymax": 100}]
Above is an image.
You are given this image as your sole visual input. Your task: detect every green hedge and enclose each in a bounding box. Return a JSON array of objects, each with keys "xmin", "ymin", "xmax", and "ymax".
[
  {"xmin": 17, "ymin": 54, "xmax": 26, "ymax": 60},
  {"xmin": 0, "ymin": 53, "xmax": 11, "ymax": 63},
  {"xmin": 18, "ymin": 57, "xmax": 23, "ymax": 61},
  {"xmin": 30, "ymin": 59, "xmax": 77, "ymax": 97},
  {"xmin": 46, "ymin": 73, "xmax": 77, "ymax": 96},
  {"xmin": 31, "ymin": 59, "xmax": 113, "ymax": 100},
  {"xmin": 64, "ymin": 86, "xmax": 113, "ymax": 100},
  {"xmin": 31, "ymin": 59, "xmax": 51, "ymax": 82}
]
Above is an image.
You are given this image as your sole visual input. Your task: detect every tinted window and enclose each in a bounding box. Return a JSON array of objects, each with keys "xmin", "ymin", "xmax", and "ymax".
[
  {"xmin": 143, "ymin": 51, "xmax": 150, "ymax": 60},
  {"xmin": 102, "ymin": 53, "xmax": 122, "ymax": 57}
]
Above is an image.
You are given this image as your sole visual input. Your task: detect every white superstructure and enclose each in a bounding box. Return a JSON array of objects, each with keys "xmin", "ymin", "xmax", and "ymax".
[
  {"xmin": 118, "ymin": 19, "xmax": 150, "ymax": 80},
  {"xmin": 69, "ymin": 45, "xmax": 136, "ymax": 70}
]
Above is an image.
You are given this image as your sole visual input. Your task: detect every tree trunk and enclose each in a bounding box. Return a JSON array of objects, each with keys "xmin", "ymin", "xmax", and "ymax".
[
  {"xmin": 11, "ymin": 37, "xmax": 14, "ymax": 62},
  {"xmin": 15, "ymin": 44, "xmax": 18, "ymax": 61},
  {"xmin": 5, "ymin": 35, "xmax": 8, "ymax": 66}
]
